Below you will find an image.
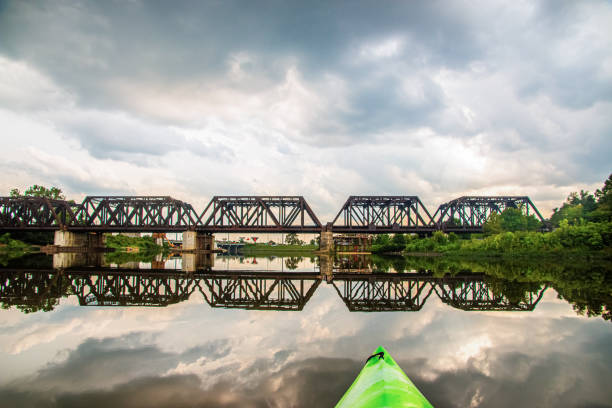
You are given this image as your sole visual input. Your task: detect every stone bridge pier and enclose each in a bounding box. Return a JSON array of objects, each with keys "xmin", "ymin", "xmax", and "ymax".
[
  {"xmin": 319, "ymin": 254, "xmax": 334, "ymax": 283},
  {"xmin": 319, "ymin": 225, "xmax": 334, "ymax": 253},
  {"xmin": 182, "ymin": 252, "xmax": 215, "ymax": 272},
  {"xmin": 54, "ymin": 231, "xmax": 105, "ymax": 249},
  {"xmin": 52, "ymin": 251, "xmax": 105, "ymax": 269},
  {"xmin": 182, "ymin": 231, "xmax": 214, "ymax": 251}
]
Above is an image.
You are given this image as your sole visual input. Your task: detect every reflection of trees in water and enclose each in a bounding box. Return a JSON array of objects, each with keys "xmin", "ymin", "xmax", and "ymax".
[
  {"xmin": 284, "ymin": 256, "xmax": 303, "ymax": 270},
  {"xmin": 397, "ymin": 255, "xmax": 612, "ymax": 321},
  {"xmin": 0, "ymin": 270, "xmax": 73, "ymax": 313},
  {"xmin": 552, "ymin": 266, "xmax": 612, "ymax": 321},
  {"xmin": 1, "ymin": 257, "xmax": 610, "ymax": 319}
]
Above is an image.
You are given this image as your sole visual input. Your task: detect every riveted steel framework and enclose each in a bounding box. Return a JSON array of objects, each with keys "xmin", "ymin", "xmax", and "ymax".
[
  {"xmin": 0, "ymin": 194, "xmax": 545, "ymax": 234},
  {"xmin": 433, "ymin": 196, "xmax": 544, "ymax": 232},
  {"xmin": 331, "ymin": 196, "xmax": 435, "ymax": 233},
  {"xmin": 434, "ymin": 278, "xmax": 548, "ymax": 311},
  {"xmin": 70, "ymin": 271, "xmax": 198, "ymax": 306},
  {"xmin": 199, "ymin": 196, "xmax": 322, "ymax": 233},
  {"xmin": 199, "ymin": 272, "xmax": 321, "ymax": 310},
  {"xmin": 0, "ymin": 197, "xmax": 79, "ymax": 230},
  {"xmin": 74, "ymin": 196, "xmax": 200, "ymax": 232},
  {"xmin": 331, "ymin": 274, "xmax": 436, "ymax": 312}
]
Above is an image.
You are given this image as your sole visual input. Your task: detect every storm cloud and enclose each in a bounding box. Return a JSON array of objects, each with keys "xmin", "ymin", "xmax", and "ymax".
[{"xmin": 0, "ymin": 0, "xmax": 610, "ymax": 217}]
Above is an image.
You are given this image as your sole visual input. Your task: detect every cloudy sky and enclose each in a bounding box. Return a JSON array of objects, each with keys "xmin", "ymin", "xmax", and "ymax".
[{"xmin": 0, "ymin": 0, "xmax": 611, "ymax": 220}]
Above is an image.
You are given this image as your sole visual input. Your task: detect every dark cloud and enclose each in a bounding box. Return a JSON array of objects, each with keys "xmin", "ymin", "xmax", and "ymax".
[
  {"xmin": 0, "ymin": 0, "xmax": 610, "ymax": 204},
  {"xmin": 53, "ymin": 110, "xmax": 235, "ymax": 162},
  {"xmin": 0, "ymin": 0, "xmax": 487, "ymax": 144}
]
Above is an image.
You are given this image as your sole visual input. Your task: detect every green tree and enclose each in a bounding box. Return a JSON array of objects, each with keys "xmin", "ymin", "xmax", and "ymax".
[
  {"xmin": 551, "ymin": 190, "xmax": 597, "ymax": 226},
  {"xmin": 591, "ymin": 173, "xmax": 612, "ymax": 222},
  {"xmin": 372, "ymin": 234, "xmax": 391, "ymax": 246},
  {"xmin": 392, "ymin": 233, "xmax": 406, "ymax": 246},
  {"xmin": 10, "ymin": 185, "xmax": 65, "ymax": 200},
  {"xmin": 285, "ymin": 233, "xmax": 302, "ymax": 245},
  {"xmin": 483, "ymin": 212, "xmax": 502, "ymax": 235},
  {"xmin": 500, "ymin": 208, "xmax": 529, "ymax": 232}
]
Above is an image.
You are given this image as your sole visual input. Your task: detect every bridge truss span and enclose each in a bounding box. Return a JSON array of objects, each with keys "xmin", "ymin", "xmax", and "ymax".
[
  {"xmin": 74, "ymin": 196, "xmax": 200, "ymax": 232},
  {"xmin": 331, "ymin": 275, "xmax": 436, "ymax": 312},
  {"xmin": 433, "ymin": 196, "xmax": 545, "ymax": 232},
  {"xmin": 331, "ymin": 196, "xmax": 435, "ymax": 234},
  {"xmin": 0, "ymin": 197, "xmax": 79, "ymax": 230},
  {"xmin": 198, "ymin": 196, "xmax": 322, "ymax": 233}
]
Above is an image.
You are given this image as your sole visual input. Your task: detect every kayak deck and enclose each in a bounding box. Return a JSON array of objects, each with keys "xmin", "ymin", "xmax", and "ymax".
[{"xmin": 335, "ymin": 346, "xmax": 434, "ymax": 408}]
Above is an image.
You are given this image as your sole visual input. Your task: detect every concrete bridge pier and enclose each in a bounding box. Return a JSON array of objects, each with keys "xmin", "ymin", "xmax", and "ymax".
[
  {"xmin": 319, "ymin": 254, "xmax": 334, "ymax": 283},
  {"xmin": 182, "ymin": 231, "xmax": 213, "ymax": 251},
  {"xmin": 319, "ymin": 230, "xmax": 334, "ymax": 252},
  {"xmin": 182, "ymin": 252, "xmax": 215, "ymax": 272},
  {"xmin": 53, "ymin": 251, "xmax": 105, "ymax": 269},
  {"xmin": 54, "ymin": 231, "xmax": 105, "ymax": 249}
]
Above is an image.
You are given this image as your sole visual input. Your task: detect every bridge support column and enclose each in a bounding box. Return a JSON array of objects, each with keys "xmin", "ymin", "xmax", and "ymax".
[
  {"xmin": 319, "ymin": 254, "xmax": 333, "ymax": 283},
  {"xmin": 182, "ymin": 252, "xmax": 215, "ymax": 272},
  {"xmin": 54, "ymin": 231, "xmax": 105, "ymax": 249},
  {"xmin": 319, "ymin": 230, "xmax": 334, "ymax": 252},
  {"xmin": 183, "ymin": 232, "xmax": 213, "ymax": 251},
  {"xmin": 53, "ymin": 251, "xmax": 104, "ymax": 269}
]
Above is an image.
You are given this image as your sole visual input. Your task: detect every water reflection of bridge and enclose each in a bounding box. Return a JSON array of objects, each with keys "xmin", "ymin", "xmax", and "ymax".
[{"xmin": 0, "ymin": 269, "xmax": 548, "ymax": 313}]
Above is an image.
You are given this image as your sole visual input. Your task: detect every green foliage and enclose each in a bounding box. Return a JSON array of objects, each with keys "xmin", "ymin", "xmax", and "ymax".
[
  {"xmin": 241, "ymin": 243, "xmax": 317, "ymax": 254},
  {"xmin": 392, "ymin": 233, "xmax": 406, "ymax": 245},
  {"xmin": 285, "ymin": 233, "xmax": 303, "ymax": 245},
  {"xmin": 483, "ymin": 212, "xmax": 502, "ymax": 235},
  {"xmin": 8, "ymin": 231, "xmax": 54, "ymax": 245},
  {"xmin": 550, "ymin": 189, "xmax": 599, "ymax": 226},
  {"xmin": 459, "ymin": 221, "xmax": 612, "ymax": 252},
  {"xmin": 483, "ymin": 208, "xmax": 541, "ymax": 235},
  {"xmin": 284, "ymin": 256, "xmax": 303, "ymax": 270},
  {"xmin": 404, "ymin": 231, "xmax": 462, "ymax": 253},
  {"xmin": 104, "ymin": 250, "xmax": 162, "ymax": 264},
  {"xmin": 0, "ymin": 233, "xmax": 31, "ymax": 250},
  {"xmin": 104, "ymin": 234, "xmax": 165, "ymax": 264},
  {"xmin": 372, "ymin": 234, "xmax": 391, "ymax": 246},
  {"xmin": 590, "ymin": 173, "xmax": 612, "ymax": 222},
  {"xmin": 370, "ymin": 234, "xmax": 407, "ymax": 253},
  {"xmin": 10, "ymin": 185, "xmax": 65, "ymax": 200},
  {"xmin": 105, "ymin": 234, "xmax": 161, "ymax": 250}
]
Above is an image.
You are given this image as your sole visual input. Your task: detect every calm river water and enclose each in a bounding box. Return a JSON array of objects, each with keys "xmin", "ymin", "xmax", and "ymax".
[{"xmin": 0, "ymin": 253, "xmax": 610, "ymax": 407}]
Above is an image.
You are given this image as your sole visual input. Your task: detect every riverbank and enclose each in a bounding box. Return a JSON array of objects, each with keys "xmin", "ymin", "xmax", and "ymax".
[{"xmin": 240, "ymin": 243, "xmax": 318, "ymax": 255}]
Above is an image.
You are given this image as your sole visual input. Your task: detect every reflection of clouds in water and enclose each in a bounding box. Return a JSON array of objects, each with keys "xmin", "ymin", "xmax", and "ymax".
[
  {"xmin": 1, "ymin": 337, "xmax": 611, "ymax": 407},
  {"xmin": 0, "ymin": 282, "xmax": 610, "ymax": 406}
]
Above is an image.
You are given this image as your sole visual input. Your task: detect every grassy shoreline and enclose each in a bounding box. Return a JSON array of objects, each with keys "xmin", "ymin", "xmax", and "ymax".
[{"xmin": 240, "ymin": 243, "xmax": 318, "ymax": 255}]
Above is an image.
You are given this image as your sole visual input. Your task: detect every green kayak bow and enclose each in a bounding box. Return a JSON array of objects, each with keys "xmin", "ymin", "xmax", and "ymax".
[{"xmin": 335, "ymin": 346, "xmax": 434, "ymax": 408}]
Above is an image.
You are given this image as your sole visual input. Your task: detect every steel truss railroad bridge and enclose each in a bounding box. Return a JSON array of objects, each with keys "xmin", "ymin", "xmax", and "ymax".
[
  {"xmin": 0, "ymin": 194, "xmax": 544, "ymax": 235},
  {"xmin": 0, "ymin": 268, "xmax": 548, "ymax": 312}
]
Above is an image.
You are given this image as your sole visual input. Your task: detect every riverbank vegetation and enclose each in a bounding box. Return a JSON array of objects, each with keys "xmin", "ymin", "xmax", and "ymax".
[
  {"xmin": 373, "ymin": 173, "xmax": 612, "ymax": 256},
  {"xmin": 0, "ymin": 233, "xmax": 35, "ymax": 266},
  {"xmin": 365, "ymin": 254, "xmax": 612, "ymax": 320},
  {"xmin": 104, "ymin": 234, "xmax": 167, "ymax": 264}
]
